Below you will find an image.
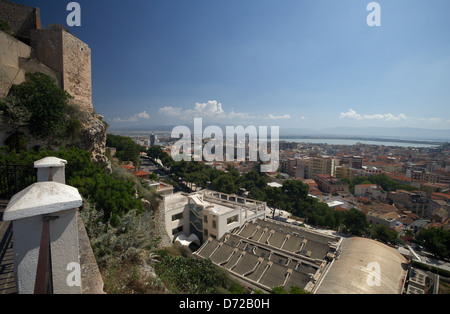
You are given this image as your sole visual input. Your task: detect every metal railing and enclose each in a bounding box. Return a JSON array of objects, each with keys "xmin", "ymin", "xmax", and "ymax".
[{"xmin": 0, "ymin": 164, "xmax": 36, "ymax": 199}]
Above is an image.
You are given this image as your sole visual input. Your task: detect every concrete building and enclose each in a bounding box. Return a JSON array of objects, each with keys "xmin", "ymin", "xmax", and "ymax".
[
  {"xmin": 308, "ymin": 156, "xmax": 337, "ymax": 178},
  {"xmin": 354, "ymin": 184, "xmax": 387, "ymax": 201},
  {"xmin": 194, "ymin": 219, "xmax": 341, "ymax": 293},
  {"xmin": 340, "ymin": 155, "xmax": 363, "ymax": 169},
  {"xmin": 281, "ymin": 157, "xmax": 309, "ymax": 179},
  {"xmin": 313, "ymin": 174, "xmax": 349, "ymax": 195},
  {"xmin": 366, "ymin": 211, "xmax": 397, "ymax": 229},
  {"xmin": 150, "ymin": 133, "xmax": 158, "ymax": 146},
  {"xmin": 163, "ymin": 190, "xmax": 266, "ymax": 244},
  {"xmin": 334, "ymin": 165, "xmax": 358, "ymax": 180},
  {"xmin": 388, "ymin": 190, "xmax": 432, "ymax": 219}
]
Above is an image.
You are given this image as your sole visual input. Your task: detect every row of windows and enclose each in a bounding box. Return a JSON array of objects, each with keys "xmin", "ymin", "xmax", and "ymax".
[{"xmin": 174, "ymin": 212, "xmax": 239, "ymax": 226}]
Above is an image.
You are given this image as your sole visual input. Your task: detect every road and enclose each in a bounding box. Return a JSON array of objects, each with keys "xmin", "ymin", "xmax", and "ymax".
[
  {"xmin": 398, "ymin": 246, "xmax": 450, "ymax": 272},
  {"xmin": 140, "ymin": 156, "xmax": 191, "ymax": 193}
]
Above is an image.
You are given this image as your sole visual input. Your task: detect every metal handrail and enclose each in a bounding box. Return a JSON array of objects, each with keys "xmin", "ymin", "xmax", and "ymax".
[{"xmin": 0, "ymin": 164, "xmax": 36, "ymax": 199}]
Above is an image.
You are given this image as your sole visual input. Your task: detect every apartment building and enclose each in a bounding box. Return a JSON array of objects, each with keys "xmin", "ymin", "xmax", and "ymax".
[
  {"xmin": 366, "ymin": 211, "xmax": 397, "ymax": 229},
  {"xmin": 334, "ymin": 164, "xmax": 358, "ymax": 180},
  {"xmin": 313, "ymin": 174, "xmax": 349, "ymax": 195},
  {"xmin": 340, "ymin": 156, "xmax": 363, "ymax": 169},
  {"xmin": 308, "ymin": 156, "xmax": 337, "ymax": 178},
  {"xmin": 281, "ymin": 157, "xmax": 309, "ymax": 178},
  {"xmin": 354, "ymin": 184, "xmax": 387, "ymax": 201}
]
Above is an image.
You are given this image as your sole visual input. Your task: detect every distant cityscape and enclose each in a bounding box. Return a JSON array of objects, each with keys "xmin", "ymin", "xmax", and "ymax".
[{"xmin": 114, "ymin": 129, "xmax": 450, "ymax": 294}]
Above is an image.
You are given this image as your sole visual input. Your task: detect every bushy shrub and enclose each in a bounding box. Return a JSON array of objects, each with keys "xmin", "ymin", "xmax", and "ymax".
[
  {"xmin": 154, "ymin": 250, "xmax": 230, "ymax": 294},
  {"xmin": 8, "ymin": 72, "xmax": 72, "ymax": 138}
]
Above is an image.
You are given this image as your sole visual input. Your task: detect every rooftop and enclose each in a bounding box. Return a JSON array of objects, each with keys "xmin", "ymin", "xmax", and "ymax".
[
  {"xmin": 315, "ymin": 237, "xmax": 408, "ymax": 294},
  {"xmin": 194, "ymin": 218, "xmax": 340, "ymax": 293}
]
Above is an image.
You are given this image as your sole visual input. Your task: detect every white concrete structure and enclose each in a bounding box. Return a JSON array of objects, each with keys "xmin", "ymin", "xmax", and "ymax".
[
  {"xmin": 3, "ymin": 157, "xmax": 83, "ymax": 294},
  {"xmin": 34, "ymin": 157, "xmax": 67, "ymax": 183},
  {"xmin": 354, "ymin": 184, "xmax": 387, "ymax": 201},
  {"xmin": 164, "ymin": 190, "xmax": 266, "ymax": 244}
]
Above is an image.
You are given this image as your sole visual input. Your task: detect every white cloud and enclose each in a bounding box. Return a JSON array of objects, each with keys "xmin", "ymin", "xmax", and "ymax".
[
  {"xmin": 340, "ymin": 109, "xmax": 362, "ymax": 120},
  {"xmin": 159, "ymin": 100, "xmax": 250, "ymax": 120},
  {"xmin": 113, "ymin": 111, "xmax": 150, "ymax": 123},
  {"xmin": 137, "ymin": 111, "xmax": 150, "ymax": 119},
  {"xmin": 339, "ymin": 109, "xmax": 408, "ymax": 121},
  {"xmin": 186, "ymin": 100, "xmax": 225, "ymax": 117},
  {"xmin": 159, "ymin": 106, "xmax": 183, "ymax": 116},
  {"xmin": 266, "ymin": 114, "xmax": 292, "ymax": 120}
]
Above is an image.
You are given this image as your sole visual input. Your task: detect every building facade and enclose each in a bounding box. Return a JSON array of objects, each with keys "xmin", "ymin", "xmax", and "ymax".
[{"xmin": 164, "ymin": 190, "xmax": 266, "ymax": 244}]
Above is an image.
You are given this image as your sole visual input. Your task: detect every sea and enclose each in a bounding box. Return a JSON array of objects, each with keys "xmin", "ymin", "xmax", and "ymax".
[{"xmin": 281, "ymin": 138, "xmax": 443, "ymax": 148}]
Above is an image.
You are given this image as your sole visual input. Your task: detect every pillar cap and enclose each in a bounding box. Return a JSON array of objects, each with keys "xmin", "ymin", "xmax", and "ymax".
[
  {"xmin": 3, "ymin": 182, "xmax": 82, "ymax": 221},
  {"xmin": 34, "ymin": 157, "xmax": 67, "ymax": 168}
]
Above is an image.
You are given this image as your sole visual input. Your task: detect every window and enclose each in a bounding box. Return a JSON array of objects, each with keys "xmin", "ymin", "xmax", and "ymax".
[
  {"xmin": 204, "ymin": 215, "xmax": 208, "ymax": 223},
  {"xmin": 172, "ymin": 226, "xmax": 183, "ymax": 235},
  {"xmin": 212, "ymin": 220, "xmax": 217, "ymax": 229},
  {"xmin": 204, "ymin": 228, "xmax": 208, "ymax": 237},
  {"xmin": 227, "ymin": 215, "xmax": 239, "ymax": 225},
  {"xmin": 172, "ymin": 212, "xmax": 183, "ymax": 221}
]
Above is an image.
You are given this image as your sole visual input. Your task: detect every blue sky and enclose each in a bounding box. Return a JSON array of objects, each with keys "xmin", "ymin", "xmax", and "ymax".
[{"xmin": 17, "ymin": 0, "xmax": 450, "ymax": 133}]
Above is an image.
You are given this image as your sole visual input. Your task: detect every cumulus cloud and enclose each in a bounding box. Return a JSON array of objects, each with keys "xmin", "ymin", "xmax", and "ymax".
[
  {"xmin": 159, "ymin": 106, "xmax": 183, "ymax": 116},
  {"xmin": 159, "ymin": 100, "xmax": 250, "ymax": 120},
  {"xmin": 339, "ymin": 109, "xmax": 408, "ymax": 121},
  {"xmin": 137, "ymin": 111, "xmax": 150, "ymax": 119},
  {"xmin": 113, "ymin": 111, "xmax": 150, "ymax": 123},
  {"xmin": 186, "ymin": 100, "xmax": 225, "ymax": 117}
]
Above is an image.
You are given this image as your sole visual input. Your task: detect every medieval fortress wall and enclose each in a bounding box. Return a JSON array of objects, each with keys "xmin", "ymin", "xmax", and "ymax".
[{"xmin": 0, "ymin": 0, "xmax": 93, "ymax": 112}]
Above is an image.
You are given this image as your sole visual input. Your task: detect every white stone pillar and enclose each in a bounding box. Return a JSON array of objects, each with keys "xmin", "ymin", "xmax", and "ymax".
[
  {"xmin": 3, "ymin": 178, "xmax": 83, "ymax": 294},
  {"xmin": 34, "ymin": 157, "xmax": 67, "ymax": 184}
]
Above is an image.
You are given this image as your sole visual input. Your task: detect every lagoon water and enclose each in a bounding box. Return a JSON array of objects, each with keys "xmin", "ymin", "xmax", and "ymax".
[{"xmin": 282, "ymin": 138, "xmax": 441, "ymax": 148}]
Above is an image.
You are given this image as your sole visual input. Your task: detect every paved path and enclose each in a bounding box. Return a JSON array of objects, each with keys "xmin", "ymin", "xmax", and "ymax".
[{"xmin": 0, "ymin": 199, "xmax": 16, "ymax": 294}]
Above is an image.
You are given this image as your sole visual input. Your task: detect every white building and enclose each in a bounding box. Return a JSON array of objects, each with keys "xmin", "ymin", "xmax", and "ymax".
[
  {"xmin": 163, "ymin": 190, "xmax": 266, "ymax": 244},
  {"xmin": 354, "ymin": 184, "xmax": 387, "ymax": 201}
]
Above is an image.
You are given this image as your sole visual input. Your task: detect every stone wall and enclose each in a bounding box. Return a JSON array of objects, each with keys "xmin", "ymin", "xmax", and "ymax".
[
  {"xmin": 62, "ymin": 31, "xmax": 93, "ymax": 112},
  {"xmin": 30, "ymin": 28, "xmax": 93, "ymax": 112},
  {"xmin": 0, "ymin": 30, "xmax": 31, "ymax": 97},
  {"xmin": 30, "ymin": 29, "xmax": 64, "ymax": 77},
  {"xmin": 0, "ymin": 0, "xmax": 41, "ymax": 43},
  {"xmin": 0, "ymin": 30, "xmax": 61, "ymax": 97}
]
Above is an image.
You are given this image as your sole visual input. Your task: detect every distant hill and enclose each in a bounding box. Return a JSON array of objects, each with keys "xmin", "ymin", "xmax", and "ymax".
[
  {"xmin": 284, "ymin": 127, "xmax": 450, "ymax": 142},
  {"xmin": 110, "ymin": 124, "xmax": 450, "ymax": 143}
]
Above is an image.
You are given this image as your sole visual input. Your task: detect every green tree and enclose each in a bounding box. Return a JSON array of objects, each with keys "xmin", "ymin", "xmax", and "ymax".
[
  {"xmin": 342, "ymin": 208, "xmax": 368, "ymax": 236},
  {"xmin": 271, "ymin": 286, "xmax": 288, "ymax": 294},
  {"xmin": 213, "ymin": 174, "xmax": 238, "ymax": 195},
  {"xmin": 416, "ymin": 227, "xmax": 450, "ymax": 259},
  {"xmin": 372, "ymin": 224, "xmax": 399, "ymax": 244},
  {"xmin": 9, "ymin": 72, "xmax": 72, "ymax": 138},
  {"xmin": 107, "ymin": 134, "xmax": 141, "ymax": 167}
]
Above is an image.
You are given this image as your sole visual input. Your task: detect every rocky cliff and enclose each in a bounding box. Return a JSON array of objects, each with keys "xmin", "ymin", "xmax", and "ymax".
[{"xmin": 0, "ymin": 3, "xmax": 106, "ymax": 163}]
